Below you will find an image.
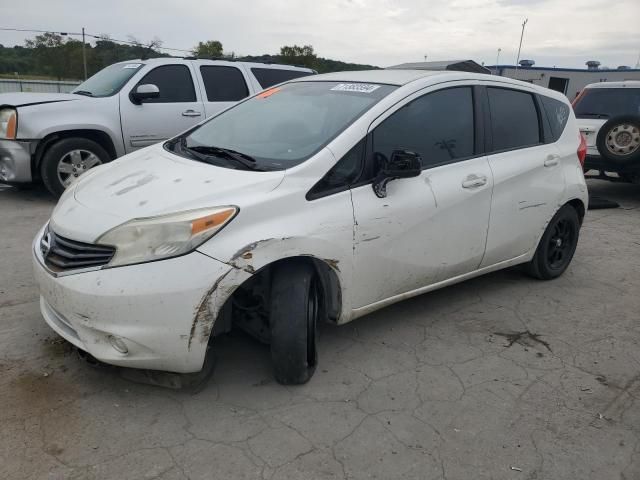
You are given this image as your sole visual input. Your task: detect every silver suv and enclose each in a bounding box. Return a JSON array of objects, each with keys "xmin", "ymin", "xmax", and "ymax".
[{"xmin": 0, "ymin": 58, "xmax": 314, "ymax": 195}]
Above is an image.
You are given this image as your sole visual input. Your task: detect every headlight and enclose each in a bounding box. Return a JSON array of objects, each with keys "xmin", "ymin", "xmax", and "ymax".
[
  {"xmin": 97, "ymin": 206, "xmax": 238, "ymax": 267},
  {"xmin": 0, "ymin": 108, "xmax": 17, "ymax": 139}
]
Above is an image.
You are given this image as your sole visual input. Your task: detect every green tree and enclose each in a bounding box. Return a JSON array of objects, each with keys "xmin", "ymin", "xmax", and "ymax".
[
  {"xmin": 192, "ymin": 40, "xmax": 223, "ymax": 58},
  {"xmin": 24, "ymin": 32, "xmax": 68, "ymax": 79},
  {"xmin": 279, "ymin": 44, "xmax": 317, "ymax": 69}
]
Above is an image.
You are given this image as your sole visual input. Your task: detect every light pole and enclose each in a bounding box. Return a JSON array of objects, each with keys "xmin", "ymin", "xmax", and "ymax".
[
  {"xmin": 82, "ymin": 27, "xmax": 87, "ymax": 80},
  {"xmin": 515, "ymin": 18, "xmax": 528, "ymax": 77},
  {"xmin": 495, "ymin": 48, "xmax": 501, "ymax": 75}
]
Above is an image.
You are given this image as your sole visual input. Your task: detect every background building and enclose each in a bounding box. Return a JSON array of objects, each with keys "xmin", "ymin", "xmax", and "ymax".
[{"xmin": 487, "ymin": 60, "xmax": 640, "ymax": 99}]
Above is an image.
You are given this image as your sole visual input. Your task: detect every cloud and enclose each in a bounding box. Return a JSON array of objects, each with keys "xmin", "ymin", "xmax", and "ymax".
[{"xmin": 0, "ymin": 0, "xmax": 638, "ymax": 68}]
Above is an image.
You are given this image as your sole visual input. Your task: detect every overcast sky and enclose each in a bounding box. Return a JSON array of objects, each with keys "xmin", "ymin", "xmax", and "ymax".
[{"xmin": 1, "ymin": 0, "xmax": 639, "ymax": 69}]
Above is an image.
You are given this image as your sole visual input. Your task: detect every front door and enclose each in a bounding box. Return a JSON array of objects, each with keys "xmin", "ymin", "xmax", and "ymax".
[
  {"xmin": 350, "ymin": 85, "xmax": 493, "ymax": 309},
  {"xmin": 119, "ymin": 63, "xmax": 205, "ymax": 153}
]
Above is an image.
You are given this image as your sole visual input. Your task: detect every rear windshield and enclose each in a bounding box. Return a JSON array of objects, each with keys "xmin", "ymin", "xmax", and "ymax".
[
  {"xmin": 173, "ymin": 81, "xmax": 396, "ymax": 170},
  {"xmin": 573, "ymin": 88, "xmax": 640, "ymax": 119},
  {"xmin": 251, "ymin": 68, "xmax": 314, "ymax": 89}
]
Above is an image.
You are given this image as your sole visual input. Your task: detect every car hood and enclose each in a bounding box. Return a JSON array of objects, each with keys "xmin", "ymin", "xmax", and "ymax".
[
  {"xmin": 50, "ymin": 144, "xmax": 286, "ymax": 242},
  {"xmin": 0, "ymin": 92, "xmax": 81, "ymax": 108}
]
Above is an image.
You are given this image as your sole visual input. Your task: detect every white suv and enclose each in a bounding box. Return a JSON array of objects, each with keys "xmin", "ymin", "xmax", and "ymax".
[
  {"xmin": 0, "ymin": 58, "xmax": 313, "ymax": 195},
  {"xmin": 32, "ymin": 70, "xmax": 588, "ymax": 384},
  {"xmin": 574, "ymin": 81, "xmax": 640, "ymax": 183}
]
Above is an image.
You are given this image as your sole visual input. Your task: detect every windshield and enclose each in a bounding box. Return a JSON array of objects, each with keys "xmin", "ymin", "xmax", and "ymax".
[
  {"xmin": 171, "ymin": 81, "xmax": 396, "ymax": 170},
  {"xmin": 573, "ymin": 88, "xmax": 640, "ymax": 118},
  {"xmin": 72, "ymin": 62, "xmax": 144, "ymax": 98}
]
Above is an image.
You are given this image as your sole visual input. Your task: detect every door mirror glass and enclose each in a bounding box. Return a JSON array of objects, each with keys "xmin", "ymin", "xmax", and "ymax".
[
  {"xmin": 372, "ymin": 150, "xmax": 422, "ymax": 198},
  {"xmin": 131, "ymin": 84, "xmax": 160, "ymax": 104}
]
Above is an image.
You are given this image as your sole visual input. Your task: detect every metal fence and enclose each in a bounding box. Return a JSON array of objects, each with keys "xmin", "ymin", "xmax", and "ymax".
[{"xmin": 0, "ymin": 79, "xmax": 81, "ymax": 94}]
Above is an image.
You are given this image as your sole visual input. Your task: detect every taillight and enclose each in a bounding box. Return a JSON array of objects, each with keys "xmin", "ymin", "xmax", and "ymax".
[{"xmin": 577, "ymin": 132, "xmax": 587, "ymax": 167}]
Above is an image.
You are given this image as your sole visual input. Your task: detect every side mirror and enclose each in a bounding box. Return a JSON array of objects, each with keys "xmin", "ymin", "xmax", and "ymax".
[
  {"xmin": 372, "ymin": 150, "xmax": 422, "ymax": 198},
  {"xmin": 130, "ymin": 84, "xmax": 160, "ymax": 104}
]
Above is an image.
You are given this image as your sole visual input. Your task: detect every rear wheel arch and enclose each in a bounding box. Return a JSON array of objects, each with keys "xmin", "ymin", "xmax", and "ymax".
[{"xmin": 566, "ymin": 198, "xmax": 586, "ymax": 225}]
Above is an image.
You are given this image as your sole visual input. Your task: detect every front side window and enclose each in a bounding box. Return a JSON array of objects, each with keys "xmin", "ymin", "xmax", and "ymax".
[
  {"xmin": 251, "ymin": 68, "xmax": 314, "ymax": 89},
  {"xmin": 135, "ymin": 65, "xmax": 196, "ymax": 103},
  {"xmin": 307, "ymin": 140, "xmax": 365, "ymax": 200},
  {"xmin": 200, "ymin": 66, "xmax": 249, "ymax": 102},
  {"xmin": 488, "ymin": 88, "xmax": 540, "ymax": 152},
  {"xmin": 73, "ymin": 62, "xmax": 143, "ymax": 98},
  {"xmin": 173, "ymin": 81, "xmax": 396, "ymax": 170},
  {"xmin": 373, "ymin": 87, "xmax": 475, "ymax": 169},
  {"xmin": 573, "ymin": 88, "xmax": 640, "ymax": 119}
]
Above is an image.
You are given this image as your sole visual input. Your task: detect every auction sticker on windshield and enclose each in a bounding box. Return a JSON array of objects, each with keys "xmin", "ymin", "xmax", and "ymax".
[{"xmin": 330, "ymin": 83, "xmax": 381, "ymax": 93}]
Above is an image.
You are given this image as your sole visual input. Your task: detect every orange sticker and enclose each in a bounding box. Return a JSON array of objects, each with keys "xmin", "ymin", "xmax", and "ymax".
[{"xmin": 257, "ymin": 87, "xmax": 280, "ymax": 99}]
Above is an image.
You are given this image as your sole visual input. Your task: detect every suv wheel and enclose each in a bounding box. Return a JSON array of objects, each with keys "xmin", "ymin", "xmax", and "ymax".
[
  {"xmin": 41, "ymin": 137, "xmax": 110, "ymax": 197},
  {"xmin": 269, "ymin": 261, "xmax": 320, "ymax": 385},
  {"xmin": 523, "ymin": 205, "xmax": 580, "ymax": 280},
  {"xmin": 596, "ymin": 115, "xmax": 640, "ymax": 165}
]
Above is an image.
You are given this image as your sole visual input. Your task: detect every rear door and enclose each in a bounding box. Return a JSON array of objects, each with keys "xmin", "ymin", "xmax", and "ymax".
[
  {"xmin": 119, "ymin": 63, "xmax": 204, "ymax": 152},
  {"xmin": 480, "ymin": 85, "xmax": 566, "ymax": 267},
  {"xmin": 350, "ymin": 84, "xmax": 493, "ymax": 308},
  {"xmin": 196, "ymin": 64, "xmax": 252, "ymax": 118}
]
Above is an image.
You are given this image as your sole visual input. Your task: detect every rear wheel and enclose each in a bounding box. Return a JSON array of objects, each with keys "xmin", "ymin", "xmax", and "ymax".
[
  {"xmin": 523, "ymin": 205, "xmax": 580, "ymax": 280},
  {"xmin": 269, "ymin": 261, "xmax": 320, "ymax": 385},
  {"xmin": 41, "ymin": 137, "xmax": 110, "ymax": 197}
]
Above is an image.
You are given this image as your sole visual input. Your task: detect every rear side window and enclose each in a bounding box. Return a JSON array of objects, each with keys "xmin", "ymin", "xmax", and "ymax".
[
  {"xmin": 488, "ymin": 88, "xmax": 540, "ymax": 151},
  {"xmin": 540, "ymin": 95, "xmax": 570, "ymax": 141},
  {"xmin": 573, "ymin": 88, "xmax": 640, "ymax": 119},
  {"xmin": 136, "ymin": 65, "xmax": 196, "ymax": 103},
  {"xmin": 373, "ymin": 87, "xmax": 475, "ymax": 169},
  {"xmin": 199, "ymin": 66, "xmax": 249, "ymax": 102},
  {"xmin": 251, "ymin": 68, "xmax": 314, "ymax": 89}
]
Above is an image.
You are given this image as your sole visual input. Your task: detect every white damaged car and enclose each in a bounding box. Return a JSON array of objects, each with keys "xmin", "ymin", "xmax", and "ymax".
[{"xmin": 33, "ymin": 70, "xmax": 588, "ymax": 384}]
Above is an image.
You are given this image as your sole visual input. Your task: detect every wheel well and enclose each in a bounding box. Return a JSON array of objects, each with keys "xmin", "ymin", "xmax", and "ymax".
[
  {"xmin": 567, "ymin": 199, "xmax": 586, "ymax": 225},
  {"xmin": 213, "ymin": 256, "xmax": 342, "ymax": 343},
  {"xmin": 33, "ymin": 129, "xmax": 117, "ymax": 178}
]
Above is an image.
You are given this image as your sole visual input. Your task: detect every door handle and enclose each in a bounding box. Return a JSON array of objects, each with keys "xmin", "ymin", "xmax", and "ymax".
[
  {"xmin": 182, "ymin": 110, "xmax": 202, "ymax": 117},
  {"xmin": 544, "ymin": 155, "xmax": 560, "ymax": 167},
  {"xmin": 461, "ymin": 175, "xmax": 487, "ymax": 189}
]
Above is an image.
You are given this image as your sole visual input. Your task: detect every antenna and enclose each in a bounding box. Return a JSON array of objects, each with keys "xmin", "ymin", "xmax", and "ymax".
[{"xmin": 514, "ymin": 18, "xmax": 529, "ymax": 78}]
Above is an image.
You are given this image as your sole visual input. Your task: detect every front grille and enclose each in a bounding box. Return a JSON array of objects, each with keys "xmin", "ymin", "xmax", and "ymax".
[{"xmin": 41, "ymin": 227, "xmax": 115, "ymax": 272}]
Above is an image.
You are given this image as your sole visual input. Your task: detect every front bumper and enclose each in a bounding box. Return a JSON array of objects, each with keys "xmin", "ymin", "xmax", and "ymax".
[
  {"xmin": 0, "ymin": 139, "xmax": 35, "ymax": 183},
  {"xmin": 32, "ymin": 227, "xmax": 241, "ymax": 373}
]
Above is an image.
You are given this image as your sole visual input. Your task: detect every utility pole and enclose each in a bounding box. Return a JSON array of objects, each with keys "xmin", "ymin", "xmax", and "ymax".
[
  {"xmin": 82, "ymin": 27, "xmax": 87, "ymax": 80},
  {"xmin": 515, "ymin": 18, "xmax": 528, "ymax": 77},
  {"xmin": 635, "ymin": 51, "xmax": 640, "ymax": 69},
  {"xmin": 495, "ymin": 48, "xmax": 501, "ymax": 75}
]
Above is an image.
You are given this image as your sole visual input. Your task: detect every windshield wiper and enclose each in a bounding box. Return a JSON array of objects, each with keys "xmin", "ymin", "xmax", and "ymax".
[
  {"xmin": 73, "ymin": 90, "xmax": 94, "ymax": 97},
  {"xmin": 179, "ymin": 138, "xmax": 263, "ymax": 171}
]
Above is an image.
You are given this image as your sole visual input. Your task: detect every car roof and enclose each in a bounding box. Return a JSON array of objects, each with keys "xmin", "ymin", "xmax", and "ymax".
[
  {"xmin": 584, "ymin": 80, "xmax": 640, "ymax": 89},
  {"xmin": 292, "ymin": 69, "xmax": 567, "ymax": 98},
  {"xmin": 295, "ymin": 69, "xmax": 454, "ymax": 86},
  {"xmin": 113, "ymin": 57, "xmax": 314, "ymax": 72}
]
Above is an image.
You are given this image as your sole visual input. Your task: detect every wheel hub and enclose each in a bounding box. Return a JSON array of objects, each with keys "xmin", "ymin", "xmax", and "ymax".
[
  {"xmin": 606, "ymin": 124, "xmax": 640, "ymax": 156},
  {"xmin": 57, "ymin": 149, "xmax": 102, "ymax": 188}
]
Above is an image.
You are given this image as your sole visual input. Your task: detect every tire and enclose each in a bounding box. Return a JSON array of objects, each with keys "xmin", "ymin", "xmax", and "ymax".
[
  {"xmin": 595, "ymin": 115, "xmax": 640, "ymax": 165},
  {"xmin": 41, "ymin": 137, "xmax": 110, "ymax": 197},
  {"xmin": 523, "ymin": 205, "xmax": 580, "ymax": 280},
  {"xmin": 269, "ymin": 261, "xmax": 320, "ymax": 385}
]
